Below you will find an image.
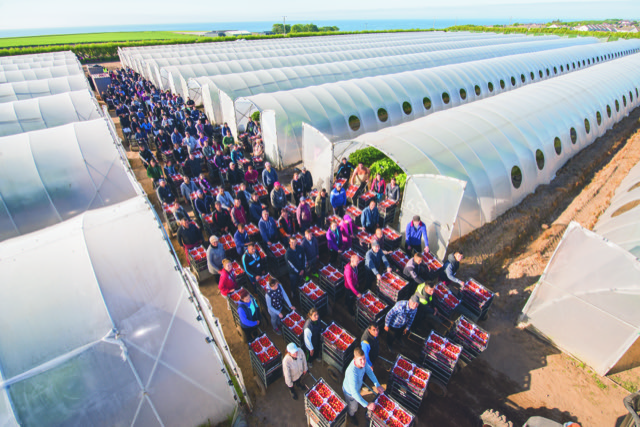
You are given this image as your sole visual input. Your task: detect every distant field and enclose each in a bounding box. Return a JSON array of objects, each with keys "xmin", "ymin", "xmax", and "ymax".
[{"xmin": 0, "ymin": 31, "xmax": 200, "ymax": 48}]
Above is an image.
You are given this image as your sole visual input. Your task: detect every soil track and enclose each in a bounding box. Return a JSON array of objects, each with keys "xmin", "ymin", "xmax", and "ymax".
[{"xmin": 99, "ymin": 62, "xmax": 640, "ymax": 426}]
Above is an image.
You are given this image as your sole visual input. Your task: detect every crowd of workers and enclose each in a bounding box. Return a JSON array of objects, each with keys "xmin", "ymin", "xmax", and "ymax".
[{"xmin": 107, "ymin": 67, "xmax": 468, "ymax": 426}]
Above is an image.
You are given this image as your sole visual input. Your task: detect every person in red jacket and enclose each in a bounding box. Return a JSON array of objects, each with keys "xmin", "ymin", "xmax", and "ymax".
[
  {"xmin": 218, "ymin": 259, "xmax": 238, "ymax": 297},
  {"xmin": 344, "ymin": 254, "xmax": 362, "ymax": 315}
]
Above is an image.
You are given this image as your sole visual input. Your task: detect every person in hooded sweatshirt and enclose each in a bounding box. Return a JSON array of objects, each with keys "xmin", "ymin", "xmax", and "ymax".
[
  {"xmin": 303, "ymin": 308, "xmax": 322, "ymax": 368},
  {"xmin": 405, "ymin": 215, "xmax": 428, "ymax": 255},
  {"xmin": 360, "ymin": 322, "xmax": 380, "ymax": 369},
  {"xmin": 438, "ymin": 251, "xmax": 465, "ymax": 290}
]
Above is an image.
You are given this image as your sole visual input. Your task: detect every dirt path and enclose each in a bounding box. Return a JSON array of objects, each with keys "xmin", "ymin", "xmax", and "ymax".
[{"xmin": 102, "ymin": 72, "xmax": 640, "ymax": 426}]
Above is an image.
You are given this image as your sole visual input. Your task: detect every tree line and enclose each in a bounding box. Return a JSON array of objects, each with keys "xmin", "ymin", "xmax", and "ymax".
[{"xmin": 271, "ymin": 23, "xmax": 339, "ymax": 34}]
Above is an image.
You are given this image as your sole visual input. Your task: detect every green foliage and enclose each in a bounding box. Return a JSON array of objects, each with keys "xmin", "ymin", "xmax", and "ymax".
[
  {"xmin": 251, "ymin": 111, "xmax": 260, "ymax": 123},
  {"xmin": 348, "ymin": 147, "xmax": 387, "ymax": 166},
  {"xmin": 290, "ymin": 23, "xmax": 338, "ymax": 33},
  {"xmin": 272, "ymin": 24, "xmax": 292, "ymax": 34},
  {"xmin": 0, "ymin": 31, "xmax": 199, "ymax": 48},
  {"xmin": 446, "ymin": 25, "xmax": 640, "ymax": 40}
]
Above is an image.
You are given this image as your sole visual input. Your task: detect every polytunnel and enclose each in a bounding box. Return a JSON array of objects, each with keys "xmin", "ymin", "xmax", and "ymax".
[
  {"xmin": 518, "ymin": 221, "xmax": 640, "ymax": 376},
  {"xmin": 195, "ymin": 37, "xmax": 616, "ymax": 129},
  {"xmin": 159, "ymin": 34, "xmax": 561, "ymax": 96},
  {"xmin": 0, "ymin": 196, "xmax": 238, "ymax": 426},
  {"xmin": 139, "ymin": 32, "xmax": 506, "ymax": 82},
  {"xmin": 0, "ymin": 51, "xmax": 77, "ymax": 65},
  {"xmin": 0, "ymin": 59, "xmax": 81, "ymax": 73},
  {"xmin": 0, "ymin": 64, "xmax": 84, "ymax": 84},
  {"xmin": 121, "ymin": 31, "xmax": 497, "ymax": 72},
  {"xmin": 244, "ymin": 39, "xmax": 640, "ymax": 168},
  {"xmin": 0, "ymin": 75, "xmax": 90, "ymax": 104},
  {"xmin": 0, "ymin": 89, "xmax": 102, "ymax": 136},
  {"xmin": 0, "ymin": 118, "xmax": 140, "ymax": 241},
  {"xmin": 301, "ymin": 53, "xmax": 640, "ymax": 258}
]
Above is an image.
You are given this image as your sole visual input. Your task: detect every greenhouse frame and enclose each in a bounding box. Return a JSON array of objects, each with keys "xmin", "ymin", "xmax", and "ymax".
[
  {"xmin": 0, "ymin": 197, "xmax": 239, "ymax": 426},
  {"xmin": 0, "ymin": 118, "xmax": 140, "ymax": 241},
  {"xmin": 301, "ymin": 53, "xmax": 640, "ymax": 258},
  {"xmin": 0, "ymin": 75, "xmax": 90, "ymax": 104},
  {"xmin": 157, "ymin": 34, "xmax": 562, "ymax": 97},
  {"xmin": 188, "ymin": 37, "xmax": 604, "ymax": 127},
  {"xmin": 0, "ymin": 89, "xmax": 103, "ymax": 137},
  {"xmin": 244, "ymin": 40, "xmax": 640, "ymax": 168}
]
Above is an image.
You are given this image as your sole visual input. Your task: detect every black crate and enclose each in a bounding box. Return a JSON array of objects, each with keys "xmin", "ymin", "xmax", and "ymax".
[
  {"xmin": 249, "ymin": 334, "xmax": 282, "ymax": 372},
  {"xmin": 447, "ymin": 315, "xmax": 490, "ymax": 364},
  {"xmin": 300, "ymin": 280, "xmax": 329, "ymax": 318},
  {"xmin": 355, "ymin": 291, "xmax": 388, "ymax": 332},
  {"xmin": 266, "ymin": 242, "xmax": 288, "ymax": 276},
  {"xmin": 321, "ymin": 322, "xmax": 356, "ymax": 374},
  {"xmin": 161, "ymin": 203, "xmax": 179, "ymax": 235},
  {"xmin": 459, "ymin": 278, "xmax": 494, "ymax": 322},
  {"xmin": 354, "ymin": 230, "xmax": 373, "ymax": 254},
  {"xmin": 317, "ymin": 264, "xmax": 345, "ymax": 304},
  {"xmin": 345, "ymin": 205, "xmax": 362, "ymax": 227},
  {"xmin": 387, "ymin": 355, "xmax": 430, "ymax": 408},
  {"xmin": 420, "ymin": 332, "xmax": 461, "ymax": 387},
  {"xmin": 375, "ymin": 272, "xmax": 411, "ymax": 306},
  {"xmin": 357, "ymin": 191, "xmax": 376, "ymax": 210},
  {"xmin": 381, "ymin": 227, "xmax": 402, "ymax": 251},
  {"xmin": 305, "ymin": 378, "xmax": 348, "ymax": 427},
  {"xmin": 432, "ymin": 282, "xmax": 461, "ymax": 318},
  {"xmin": 186, "ymin": 245, "xmax": 210, "ymax": 282}
]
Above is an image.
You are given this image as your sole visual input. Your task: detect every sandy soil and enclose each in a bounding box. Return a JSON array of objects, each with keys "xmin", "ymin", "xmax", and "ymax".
[{"xmin": 102, "ymin": 74, "xmax": 640, "ymax": 427}]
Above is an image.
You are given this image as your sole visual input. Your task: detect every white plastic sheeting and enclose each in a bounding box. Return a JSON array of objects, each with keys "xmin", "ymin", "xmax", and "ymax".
[
  {"xmin": 518, "ymin": 222, "xmax": 640, "ymax": 375},
  {"xmin": 0, "ymin": 51, "xmax": 77, "ymax": 65},
  {"xmin": 303, "ymin": 53, "xmax": 640, "ymax": 244},
  {"xmin": 0, "ymin": 59, "xmax": 80, "ymax": 73},
  {"xmin": 0, "ymin": 64, "xmax": 84, "ymax": 84},
  {"xmin": 0, "ymin": 90, "xmax": 102, "ymax": 136},
  {"xmin": 189, "ymin": 37, "xmax": 602, "ymax": 125},
  {"xmin": 252, "ymin": 41, "xmax": 640, "ymax": 168},
  {"xmin": 593, "ymin": 159, "xmax": 640, "ymax": 257},
  {"xmin": 159, "ymin": 35, "xmax": 560, "ymax": 96},
  {"xmin": 0, "ymin": 75, "xmax": 90, "ymax": 104},
  {"xmin": 0, "ymin": 118, "xmax": 140, "ymax": 241},
  {"xmin": 0, "ymin": 197, "xmax": 237, "ymax": 426}
]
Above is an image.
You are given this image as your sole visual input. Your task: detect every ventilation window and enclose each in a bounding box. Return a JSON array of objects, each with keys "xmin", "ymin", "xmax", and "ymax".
[
  {"xmin": 500, "ymin": 79, "xmax": 506, "ymax": 89},
  {"xmin": 539, "ymin": 70, "xmax": 543, "ymax": 78},
  {"xmin": 570, "ymin": 127, "xmax": 577, "ymax": 144},
  {"xmin": 567, "ymin": 63, "xmax": 570, "ymax": 70},
  {"xmin": 560, "ymin": 65, "xmax": 564, "ymax": 72},
  {"xmin": 587, "ymin": 59, "xmax": 591, "ymax": 65},
  {"xmin": 572, "ymin": 62, "xmax": 576, "ymax": 69},
  {"xmin": 474, "ymin": 85, "xmax": 481, "ymax": 96},
  {"xmin": 596, "ymin": 111, "xmax": 602, "ymax": 126},
  {"xmin": 554, "ymin": 137, "xmax": 562, "ymax": 155},
  {"xmin": 402, "ymin": 101, "xmax": 412, "ymax": 115},
  {"xmin": 511, "ymin": 76, "xmax": 516, "ymax": 86},
  {"xmin": 442, "ymin": 92, "xmax": 450, "ymax": 104},
  {"xmin": 459, "ymin": 88, "xmax": 467, "ymax": 100},
  {"xmin": 546, "ymin": 68, "xmax": 550, "ymax": 76},
  {"xmin": 423, "ymin": 97, "xmax": 432, "ymax": 110},
  {"xmin": 616, "ymin": 100, "xmax": 620, "ymax": 112},
  {"xmin": 636, "ymin": 88, "xmax": 639, "ymax": 98},
  {"xmin": 530, "ymin": 72, "xmax": 535, "ymax": 80},
  {"xmin": 377, "ymin": 108, "xmax": 388, "ymax": 122},
  {"xmin": 535, "ymin": 149, "xmax": 545, "ymax": 170},
  {"xmin": 630, "ymin": 91, "xmax": 634, "ymax": 102},
  {"xmin": 348, "ymin": 115, "xmax": 361, "ymax": 131},
  {"xmin": 577, "ymin": 61, "xmax": 581, "ymax": 68},
  {"xmin": 623, "ymin": 95, "xmax": 627, "ymax": 107},
  {"xmin": 520, "ymin": 74, "xmax": 526, "ymax": 83},
  {"xmin": 511, "ymin": 166, "xmax": 522, "ymax": 189},
  {"xmin": 612, "ymin": 200, "xmax": 640, "ymax": 217},
  {"xmin": 583, "ymin": 60, "xmax": 586, "ymax": 66},
  {"xmin": 553, "ymin": 66, "xmax": 557, "ymax": 75},
  {"xmin": 488, "ymin": 82, "xmax": 494, "ymax": 92},
  {"xmin": 584, "ymin": 119, "xmax": 590, "ymax": 134},
  {"xmin": 607, "ymin": 105, "xmax": 612, "ymax": 117}
]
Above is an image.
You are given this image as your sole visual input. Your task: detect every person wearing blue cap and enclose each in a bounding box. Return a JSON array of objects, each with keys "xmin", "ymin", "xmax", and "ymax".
[{"xmin": 282, "ymin": 342, "xmax": 307, "ymax": 400}]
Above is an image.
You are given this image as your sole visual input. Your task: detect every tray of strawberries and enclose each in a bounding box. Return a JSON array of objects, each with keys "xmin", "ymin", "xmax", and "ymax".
[
  {"xmin": 340, "ymin": 249, "xmax": 364, "ymax": 267},
  {"xmin": 368, "ymin": 394, "xmax": 415, "ymax": 427},
  {"xmin": 228, "ymin": 287, "xmax": 249, "ymax": 303},
  {"xmin": 254, "ymin": 242, "xmax": 267, "ymax": 259},
  {"xmin": 245, "ymin": 223, "xmax": 260, "ymax": 238},
  {"xmin": 389, "ymin": 248, "xmax": 410, "ymax": 270},
  {"xmin": 377, "ymin": 272, "xmax": 410, "ymax": 302},
  {"xmin": 267, "ymin": 242, "xmax": 286, "ymax": 258},
  {"xmin": 187, "ymin": 245, "xmax": 207, "ymax": 264},
  {"xmin": 326, "ymin": 214, "xmax": 343, "ymax": 227},
  {"xmin": 461, "ymin": 278, "xmax": 494, "ymax": 310},
  {"xmin": 333, "ymin": 178, "xmax": 347, "ymax": 189},
  {"xmin": 253, "ymin": 184, "xmax": 268, "ymax": 197},
  {"xmin": 382, "ymin": 226, "xmax": 401, "ymax": 242},
  {"xmin": 305, "ymin": 379, "xmax": 347, "ymax": 425},
  {"xmin": 249, "ymin": 334, "xmax": 281, "ymax": 369},
  {"xmin": 422, "ymin": 331, "xmax": 462, "ymax": 372},
  {"xmin": 345, "ymin": 204, "xmax": 362, "ymax": 219},
  {"xmin": 433, "ymin": 282, "xmax": 460, "ymax": 316},
  {"xmin": 422, "ymin": 249, "xmax": 443, "ymax": 271},
  {"xmin": 390, "ymin": 355, "xmax": 430, "ymax": 396},
  {"xmin": 319, "ymin": 264, "xmax": 345, "ymax": 288},
  {"xmin": 282, "ymin": 310, "xmax": 305, "ymax": 337},
  {"xmin": 300, "ymin": 281, "xmax": 327, "ymax": 303},
  {"xmin": 357, "ymin": 291, "xmax": 388, "ymax": 317},
  {"xmin": 346, "ymin": 185, "xmax": 360, "ymax": 199},
  {"xmin": 219, "ymin": 233, "xmax": 236, "ymax": 252},
  {"xmin": 450, "ymin": 315, "xmax": 490, "ymax": 354},
  {"xmin": 230, "ymin": 261, "xmax": 245, "ymax": 278},
  {"xmin": 322, "ymin": 322, "xmax": 356, "ymax": 353},
  {"xmin": 307, "ymin": 225, "xmax": 326, "ymax": 240}
]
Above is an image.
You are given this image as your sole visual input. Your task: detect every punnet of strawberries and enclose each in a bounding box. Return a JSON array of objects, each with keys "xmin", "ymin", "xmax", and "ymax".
[
  {"xmin": 392, "ymin": 367, "xmax": 409, "ymax": 380},
  {"xmin": 393, "ymin": 408, "xmax": 412, "ymax": 425},
  {"xmin": 396, "ymin": 358, "xmax": 412, "ymax": 371},
  {"xmin": 308, "ymin": 390, "xmax": 323, "ymax": 407},
  {"xmin": 372, "ymin": 404, "xmax": 389, "ymax": 421},
  {"xmin": 250, "ymin": 341, "xmax": 262, "ymax": 353},
  {"xmin": 327, "ymin": 395, "xmax": 345, "ymax": 413},
  {"xmin": 315, "ymin": 382, "xmax": 331, "ymax": 399},
  {"xmin": 319, "ymin": 404, "xmax": 337, "ymax": 422},
  {"xmin": 377, "ymin": 395, "xmax": 395, "ymax": 412}
]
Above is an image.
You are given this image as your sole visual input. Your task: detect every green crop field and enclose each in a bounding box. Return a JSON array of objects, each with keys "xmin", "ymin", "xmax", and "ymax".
[{"xmin": 0, "ymin": 31, "xmax": 201, "ymax": 48}]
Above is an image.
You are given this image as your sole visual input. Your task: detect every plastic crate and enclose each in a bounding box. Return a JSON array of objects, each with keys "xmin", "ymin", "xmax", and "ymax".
[
  {"xmin": 420, "ymin": 331, "xmax": 461, "ymax": 387},
  {"xmin": 381, "ymin": 227, "xmax": 402, "ymax": 251},
  {"xmin": 432, "ymin": 282, "xmax": 460, "ymax": 317},
  {"xmin": 318, "ymin": 264, "xmax": 345, "ymax": 303},
  {"xmin": 355, "ymin": 291, "xmax": 388, "ymax": 331},
  {"xmin": 357, "ymin": 191, "xmax": 377, "ymax": 210},
  {"xmin": 300, "ymin": 281, "xmax": 329, "ymax": 318},
  {"xmin": 321, "ymin": 322, "xmax": 356, "ymax": 373},
  {"xmin": 447, "ymin": 315, "xmax": 490, "ymax": 364},
  {"xmin": 305, "ymin": 378, "xmax": 348, "ymax": 427},
  {"xmin": 367, "ymin": 394, "xmax": 416, "ymax": 427},
  {"xmin": 376, "ymin": 272, "xmax": 411, "ymax": 305},
  {"xmin": 282, "ymin": 310, "xmax": 305, "ymax": 348},
  {"xmin": 460, "ymin": 278, "xmax": 494, "ymax": 321},
  {"xmin": 354, "ymin": 230, "xmax": 373, "ymax": 254}
]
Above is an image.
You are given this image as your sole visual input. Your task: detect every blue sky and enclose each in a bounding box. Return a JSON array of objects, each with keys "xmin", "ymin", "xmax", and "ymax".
[{"xmin": 0, "ymin": 0, "xmax": 637, "ymax": 31}]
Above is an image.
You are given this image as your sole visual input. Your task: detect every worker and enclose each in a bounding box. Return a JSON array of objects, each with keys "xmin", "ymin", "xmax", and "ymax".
[
  {"xmin": 361, "ymin": 323, "xmax": 380, "ymax": 369},
  {"xmin": 303, "ymin": 308, "xmax": 322, "ymax": 368},
  {"xmin": 283, "ymin": 343, "xmax": 308, "ymax": 401},
  {"xmin": 403, "ymin": 252, "xmax": 431, "ymax": 294},
  {"xmin": 286, "ymin": 236, "xmax": 306, "ymax": 300},
  {"xmin": 364, "ymin": 240, "xmax": 392, "ymax": 291},
  {"xmin": 342, "ymin": 347, "xmax": 385, "ymax": 426},
  {"xmin": 384, "ymin": 295, "xmax": 419, "ymax": 350},
  {"xmin": 439, "ymin": 251, "xmax": 465, "ymax": 290},
  {"xmin": 405, "ymin": 215, "xmax": 428, "ymax": 255},
  {"xmin": 237, "ymin": 291, "xmax": 261, "ymax": 343},
  {"xmin": 265, "ymin": 277, "xmax": 295, "ymax": 335},
  {"xmin": 413, "ymin": 283, "xmax": 440, "ymax": 331},
  {"xmin": 344, "ymin": 254, "xmax": 362, "ymax": 315}
]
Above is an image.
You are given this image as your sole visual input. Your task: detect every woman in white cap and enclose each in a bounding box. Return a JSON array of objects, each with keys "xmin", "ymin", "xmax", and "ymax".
[{"xmin": 282, "ymin": 342, "xmax": 308, "ymax": 400}]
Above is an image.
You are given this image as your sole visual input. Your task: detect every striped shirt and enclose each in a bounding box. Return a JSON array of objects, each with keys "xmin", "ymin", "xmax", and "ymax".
[{"xmin": 385, "ymin": 300, "xmax": 417, "ymax": 329}]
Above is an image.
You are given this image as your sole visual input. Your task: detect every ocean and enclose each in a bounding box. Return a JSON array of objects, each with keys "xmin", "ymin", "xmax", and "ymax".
[{"xmin": 0, "ymin": 19, "xmax": 536, "ymax": 39}]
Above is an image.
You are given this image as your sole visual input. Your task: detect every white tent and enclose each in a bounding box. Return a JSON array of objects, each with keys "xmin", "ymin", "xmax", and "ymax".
[
  {"xmin": 0, "ymin": 196, "xmax": 238, "ymax": 426},
  {"xmin": 254, "ymin": 40, "xmax": 639, "ymax": 168},
  {"xmin": 159, "ymin": 34, "xmax": 560, "ymax": 96},
  {"xmin": 188, "ymin": 37, "xmax": 602, "ymax": 126},
  {"xmin": 0, "ymin": 75, "xmax": 90, "ymax": 104},
  {"xmin": 518, "ymin": 222, "xmax": 640, "ymax": 375},
  {"xmin": 302, "ymin": 53, "xmax": 640, "ymax": 257},
  {"xmin": 0, "ymin": 118, "xmax": 140, "ymax": 241},
  {"xmin": 0, "ymin": 59, "xmax": 80, "ymax": 73},
  {"xmin": 0, "ymin": 51, "xmax": 77, "ymax": 65},
  {"xmin": 0, "ymin": 64, "xmax": 84, "ymax": 84},
  {"xmin": 0, "ymin": 89, "xmax": 102, "ymax": 136}
]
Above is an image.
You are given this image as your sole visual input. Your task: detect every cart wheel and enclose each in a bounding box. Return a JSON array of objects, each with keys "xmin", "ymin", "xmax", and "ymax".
[
  {"xmin": 428, "ymin": 379, "xmax": 447, "ymax": 397},
  {"xmin": 327, "ymin": 366, "xmax": 341, "ymax": 383},
  {"xmin": 254, "ymin": 376, "xmax": 266, "ymax": 396}
]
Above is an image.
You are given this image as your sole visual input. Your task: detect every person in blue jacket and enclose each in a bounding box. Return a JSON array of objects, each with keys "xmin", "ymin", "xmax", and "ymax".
[
  {"xmin": 405, "ymin": 215, "xmax": 428, "ymax": 255},
  {"xmin": 237, "ymin": 291, "xmax": 261, "ymax": 342},
  {"xmin": 259, "ymin": 209, "xmax": 279, "ymax": 245},
  {"xmin": 330, "ymin": 182, "xmax": 347, "ymax": 217},
  {"xmin": 262, "ymin": 161, "xmax": 278, "ymax": 194},
  {"xmin": 360, "ymin": 200, "xmax": 380, "ymax": 234},
  {"xmin": 360, "ymin": 323, "xmax": 380, "ymax": 369}
]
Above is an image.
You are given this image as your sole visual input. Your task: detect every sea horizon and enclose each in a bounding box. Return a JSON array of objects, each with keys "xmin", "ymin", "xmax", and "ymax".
[{"xmin": 0, "ymin": 18, "xmax": 547, "ymax": 39}]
